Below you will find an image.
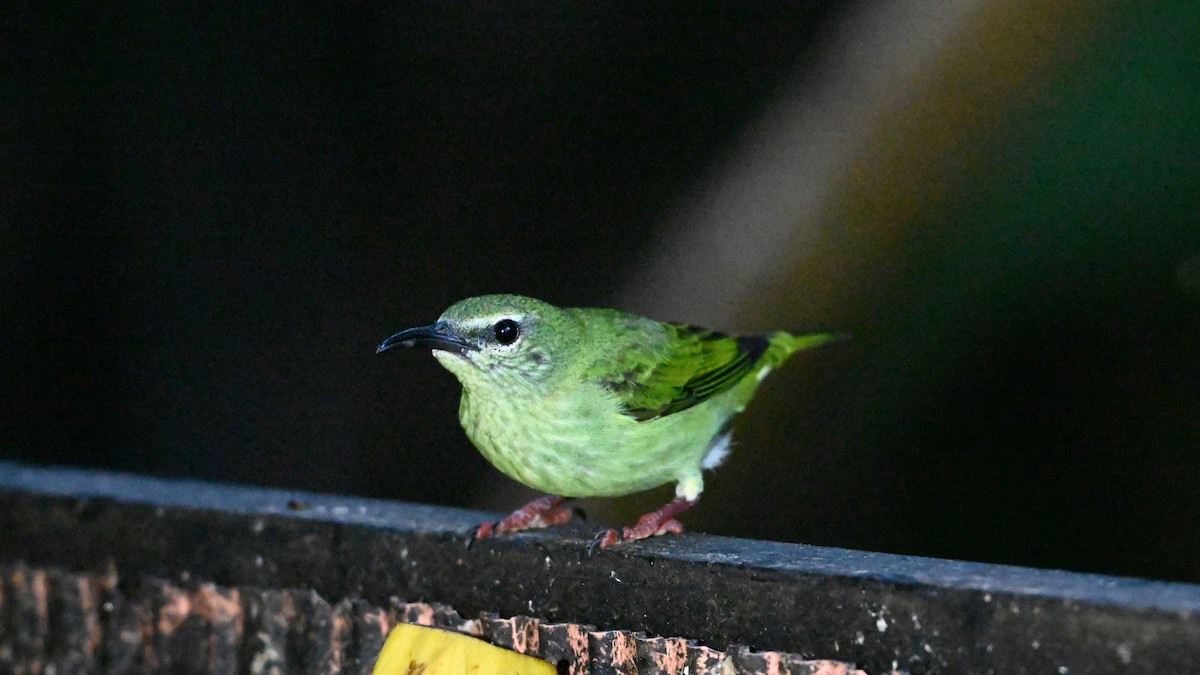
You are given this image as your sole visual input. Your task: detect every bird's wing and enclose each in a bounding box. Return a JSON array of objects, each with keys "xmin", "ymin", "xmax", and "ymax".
[{"xmin": 588, "ymin": 323, "xmax": 770, "ymax": 422}]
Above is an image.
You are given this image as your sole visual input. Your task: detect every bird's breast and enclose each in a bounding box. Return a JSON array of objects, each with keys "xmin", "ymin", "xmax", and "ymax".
[{"xmin": 456, "ymin": 384, "xmax": 702, "ymax": 498}]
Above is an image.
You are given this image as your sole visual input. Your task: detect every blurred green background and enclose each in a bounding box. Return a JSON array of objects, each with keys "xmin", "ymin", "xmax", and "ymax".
[{"xmin": 3, "ymin": 2, "xmax": 1198, "ymax": 581}]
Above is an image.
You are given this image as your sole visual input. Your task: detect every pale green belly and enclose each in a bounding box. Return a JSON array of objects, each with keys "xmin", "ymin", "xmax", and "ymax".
[{"xmin": 457, "ymin": 389, "xmax": 724, "ymax": 498}]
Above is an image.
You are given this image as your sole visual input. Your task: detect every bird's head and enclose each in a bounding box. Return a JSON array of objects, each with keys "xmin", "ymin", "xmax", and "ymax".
[{"xmin": 377, "ymin": 294, "xmax": 579, "ymax": 390}]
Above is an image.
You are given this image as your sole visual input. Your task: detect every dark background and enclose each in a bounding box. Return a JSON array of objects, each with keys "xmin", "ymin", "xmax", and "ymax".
[{"xmin": 4, "ymin": 3, "xmax": 1199, "ymax": 582}]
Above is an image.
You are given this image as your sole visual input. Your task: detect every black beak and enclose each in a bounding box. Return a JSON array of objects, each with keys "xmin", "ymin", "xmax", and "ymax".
[{"xmin": 376, "ymin": 321, "xmax": 477, "ymax": 356}]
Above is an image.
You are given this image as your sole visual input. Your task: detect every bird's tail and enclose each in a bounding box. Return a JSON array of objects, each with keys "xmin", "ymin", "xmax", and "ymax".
[{"xmin": 765, "ymin": 330, "xmax": 848, "ymax": 366}]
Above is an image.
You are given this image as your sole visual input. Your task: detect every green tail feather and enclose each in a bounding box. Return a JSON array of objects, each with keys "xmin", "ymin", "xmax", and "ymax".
[{"xmin": 766, "ymin": 331, "xmax": 848, "ymax": 366}]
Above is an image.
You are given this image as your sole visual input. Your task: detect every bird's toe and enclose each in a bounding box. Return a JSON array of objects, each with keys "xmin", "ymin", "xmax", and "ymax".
[
  {"xmin": 587, "ymin": 528, "xmax": 621, "ymax": 556},
  {"xmin": 653, "ymin": 518, "xmax": 685, "ymax": 536},
  {"xmin": 465, "ymin": 520, "xmax": 498, "ymax": 548}
]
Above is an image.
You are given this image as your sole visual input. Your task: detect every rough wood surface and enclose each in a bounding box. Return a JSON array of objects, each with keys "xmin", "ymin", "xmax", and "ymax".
[
  {"xmin": 0, "ymin": 562, "xmax": 894, "ymax": 675},
  {"xmin": 2, "ymin": 461, "xmax": 1199, "ymax": 673}
]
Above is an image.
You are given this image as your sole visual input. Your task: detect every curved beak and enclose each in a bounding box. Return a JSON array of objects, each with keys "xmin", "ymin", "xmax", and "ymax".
[{"xmin": 376, "ymin": 321, "xmax": 477, "ymax": 356}]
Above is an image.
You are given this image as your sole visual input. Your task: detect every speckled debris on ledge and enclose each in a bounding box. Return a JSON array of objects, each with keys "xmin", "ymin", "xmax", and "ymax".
[{"xmin": 0, "ymin": 561, "xmax": 905, "ymax": 675}]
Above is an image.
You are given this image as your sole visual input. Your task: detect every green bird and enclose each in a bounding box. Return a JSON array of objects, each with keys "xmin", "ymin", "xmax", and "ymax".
[{"xmin": 377, "ymin": 294, "xmax": 842, "ymax": 550}]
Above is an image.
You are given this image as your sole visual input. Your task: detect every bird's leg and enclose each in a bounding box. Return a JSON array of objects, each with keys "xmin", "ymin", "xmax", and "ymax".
[
  {"xmin": 589, "ymin": 496, "xmax": 698, "ymax": 553},
  {"xmin": 470, "ymin": 495, "xmax": 575, "ymax": 544}
]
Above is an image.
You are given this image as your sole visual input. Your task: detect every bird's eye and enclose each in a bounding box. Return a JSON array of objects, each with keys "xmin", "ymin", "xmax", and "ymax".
[{"xmin": 493, "ymin": 318, "xmax": 520, "ymax": 345}]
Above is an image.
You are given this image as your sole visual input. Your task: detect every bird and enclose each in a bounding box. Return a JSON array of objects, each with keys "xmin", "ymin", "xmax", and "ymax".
[{"xmin": 376, "ymin": 294, "xmax": 842, "ymax": 550}]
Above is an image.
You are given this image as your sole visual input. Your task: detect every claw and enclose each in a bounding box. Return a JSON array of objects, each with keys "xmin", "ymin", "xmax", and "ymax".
[
  {"xmin": 588, "ymin": 528, "xmax": 621, "ymax": 556},
  {"xmin": 465, "ymin": 520, "xmax": 498, "ymax": 549}
]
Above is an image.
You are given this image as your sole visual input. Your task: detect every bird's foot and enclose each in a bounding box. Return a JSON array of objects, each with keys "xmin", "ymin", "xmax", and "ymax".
[
  {"xmin": 586, "ymin": 497, "xmax": 697, "ymax": 554},
  {"xmin": 466, "ymin": 495, "xmax": 573, "ymax": 547},
  {"xmin": 586, "ymin": 519, "xmax": 686, "ymax": 556}
]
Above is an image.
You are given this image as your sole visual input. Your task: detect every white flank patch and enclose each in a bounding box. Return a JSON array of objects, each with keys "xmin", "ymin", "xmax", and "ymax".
[
  {"xmin": 702, "ymin": 432, "xmax": 733, "ymax": 470},
  {"xmin": 755, "ymin": 365, "xmax": 773, "ymax": 382}
]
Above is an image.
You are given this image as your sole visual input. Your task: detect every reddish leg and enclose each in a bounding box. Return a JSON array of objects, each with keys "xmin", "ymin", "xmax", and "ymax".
[
  {"xmin": 470, "ymin": 495, "xmax": 574, "ymax": 544},
  {"xmin": 589, "ymin": 497, "xmax": 697, "ymax": 553}
]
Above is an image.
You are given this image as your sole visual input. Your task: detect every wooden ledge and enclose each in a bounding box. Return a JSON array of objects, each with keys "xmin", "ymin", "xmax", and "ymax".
[{"xmin": 0, "ymin": 461, "xmax": 1197, "ymax": 673}]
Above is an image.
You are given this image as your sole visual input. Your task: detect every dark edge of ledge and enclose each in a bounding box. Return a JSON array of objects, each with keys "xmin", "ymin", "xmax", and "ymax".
[
  {"xmin": 1, "ymin": 460, "xmax": 1195, "ymax": 612},
  {"xmin": 0, "ymin": 461, "xmax": 1197, "ymax": 673}
]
